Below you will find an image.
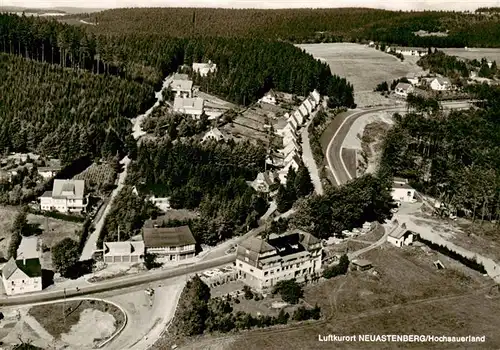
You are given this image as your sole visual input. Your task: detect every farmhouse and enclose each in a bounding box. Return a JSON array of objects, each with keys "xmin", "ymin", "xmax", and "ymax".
[
  {"xmin": 247, "ymin": 171, "xmax": 276, "ymax": 193},
  {"xmin": 387, "ymin": 222, "xmax": 414, "ymax": 247},
  {"xmin": 202, "ymin": 127, "xmax": 228, "ymax": 143},
  {"xmin": 103, "ymin": 241, "xmax": 145, "ymax": 264},
  {"xmin": 406, "ymin": 73, "xmax": 420, "ymax": 85},
  {"xmin": 39, "ymin": 179, "xmax": 87, "ymax": 213},
  {"xmin": 170, "ymin": 79, "xmax": 193, "ymax": 98},
  {"xmin": 192, "ymin": 61, "xmax": 217, "ymax": 77},
  {"xmin": 2, "ymin": 237, "xmax": 42, "ymax": 296},
  {"xmin": 173, "ymin": 97, "xmax": 204, "ymax": 119},
  {"xmin": 394, "ymin": 82, "xmax": 414, "ymax": 98},
  {"xmin": 235, "ymin": 229, "xmax": 322, "ymax": 291},
  {"xmin": 430, "ymin": 77, "xmax": 452, "ymax": 91},
  {"xmin": 143, "ymin": 223, "xmax": 197, "ymax": 262},
  {"xmin": 259, "ymin": 90, "xmax": 277, "ymax": 105},
  {"xmin": 391, "ymin": 177, "xmax": 416, "ymax": 203}
]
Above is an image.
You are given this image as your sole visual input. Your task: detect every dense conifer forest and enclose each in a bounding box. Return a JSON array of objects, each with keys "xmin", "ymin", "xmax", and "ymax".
[
  {"xmin": 75, "ymin": 8, "xmax": 500, "ymax": 47},
  {"xmin": 380, "ymin": 86, "xmax": 500, "ymax": 222}
]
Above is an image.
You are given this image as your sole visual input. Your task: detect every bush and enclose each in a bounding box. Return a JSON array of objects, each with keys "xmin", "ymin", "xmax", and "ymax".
[
  {"xmin": 144, "ymin": 253, "xmax": 162, "ymax": 270},
  {"xmin": 272, "ymin": 279, "xmax": 303, "ymax": 304},
  {"xmin": 292, "ymin": 304, "xmax": 321, "ymax": 321},
  {"xmin": 243, "ymin": 285, "xmax": 254, "ymax": 300},
  {"xmin": 322, "ymin": 254, "xmax": 349, "ymax": 279}
]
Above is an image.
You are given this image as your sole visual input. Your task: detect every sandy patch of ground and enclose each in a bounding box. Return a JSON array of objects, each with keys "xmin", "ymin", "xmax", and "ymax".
[{"xmin": 61, "ymin": 308, "xmax": 116, "ymax": 348}]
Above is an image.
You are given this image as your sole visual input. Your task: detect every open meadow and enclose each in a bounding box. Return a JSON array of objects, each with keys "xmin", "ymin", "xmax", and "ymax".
[
  {"xmin": 441, "ymin": 48, "xmax": 500, "ymax": 63},
  {"xmin": 297, "ymin": 43, "xmax": 425, "ymax": 107},
  {"xmin": 177, "ymin": 244, "xmax": 499, "ymax": 350}
]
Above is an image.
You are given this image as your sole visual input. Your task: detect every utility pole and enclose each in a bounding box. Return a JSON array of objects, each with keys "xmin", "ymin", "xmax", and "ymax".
[{"xmin": 63, "ymin": 288, "xmax": 66, "ymax": 327}]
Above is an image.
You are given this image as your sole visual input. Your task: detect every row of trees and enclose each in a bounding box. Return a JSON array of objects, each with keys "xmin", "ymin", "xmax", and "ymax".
[
  {"xmin": 77, "ymin": 8, "xmax": 500, "ymax": 47},
  {"xmin": 379, "ymin": 85, "xmax": 500, "ymax": 222}
]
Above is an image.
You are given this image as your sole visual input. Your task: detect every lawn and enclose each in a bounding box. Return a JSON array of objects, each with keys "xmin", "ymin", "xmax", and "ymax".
[
  {"xmin": 28, "ymin": 299, "xmax": 125, "ymax": 340},
  {"xmin": 441, "ymin": 48, "xmax": 500, "ymax": 63},
  {"xmin": 178, "ymin": 245, "xmax": 498, "ymax": 350},
  {"xmin": 0, "ymin": 206, "xmax": 81, "ymax": 264}
]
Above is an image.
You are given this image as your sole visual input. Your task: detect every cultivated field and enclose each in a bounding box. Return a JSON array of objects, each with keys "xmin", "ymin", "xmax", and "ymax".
[
  {"xmin": 178, "ymin": 245, "xmax": 498, "ymax": 350},
  {"xmin": 441, "ymin": 48, "xmax": 500, "ymax": 63},
  {"xmin": 73, "ymin": 162, "xmax": 116, "ymax": 189},
  {"xmin": 297, "ymin": 43, "xmax": 425, "ymax": 107}
]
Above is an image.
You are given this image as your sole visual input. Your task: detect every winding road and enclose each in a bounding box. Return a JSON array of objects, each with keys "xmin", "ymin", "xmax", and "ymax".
[{"xmin": 326, "ymin": 101, "xmax": 475, "ymax": 186}]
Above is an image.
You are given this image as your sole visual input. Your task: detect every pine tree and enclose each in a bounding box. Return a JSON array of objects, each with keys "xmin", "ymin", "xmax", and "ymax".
[
  {"xmin": 295, "ymin": 164, "xmax": 314, "ymax": 197},
  {"xmin": 276, "ymin": 184, "xmax": 292, "ymax": 213}
]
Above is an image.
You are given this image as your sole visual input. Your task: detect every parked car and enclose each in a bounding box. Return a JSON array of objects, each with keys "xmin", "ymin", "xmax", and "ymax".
[{"xmin": 145, "ymin": 288, "xmax": 154, "ymax": 296}]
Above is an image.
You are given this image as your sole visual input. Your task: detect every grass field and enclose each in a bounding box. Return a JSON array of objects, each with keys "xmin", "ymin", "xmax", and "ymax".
[
  {"xmin": 441, "ymin": 48, "xmax": 500, "ymax": 63},
  {"xmin": 28, "ymin": 299, "xmax": 125, "ymax": 340},
  {"xmin": 297, "ymin": 43, "xmax": 425, "ymax": 107},
  {"xmin": 177, "ymin": 245, "xmax": 499, "ymax": 350},
  {"xmin": 0, "ymin": 206, "xmax": 81, "ymax": 263}
]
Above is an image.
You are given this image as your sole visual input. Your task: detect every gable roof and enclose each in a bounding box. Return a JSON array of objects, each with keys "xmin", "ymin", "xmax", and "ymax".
[
  {"xmin": 17, "ymin": 236, "xmax": 40, "ymax": 260},
  {"xmin": 52, "ymin": 179, "xmax": 85, "ymax": 199},
  {"xmin": 2, "ymin": 257, "xmax": 42, "ymax": 280},
  {"xmin": 265, "ymin": 89, "xmax": 277, "ymax": 98},
  {"xmin": 433, "ymin": 77, "xmax": 451, "ymax": 85},
  {"xmin": 173, "ymin": 97, "xmax": 204, "ymax": 110},
  {"xmin": 170, "ymin": 79, "xmax": 193, "ymax": 91},
  {"xmin": 143, "ymin": 225, "xmax": 196, "ymax": 248},
  {"xmin": 104, "ymin": 241, "xmax": 144, "ymax": 256},
  {"xmin": 282, "ymin": 139, "xmax": 300, "ymax": 154},
  {"xmin": 173, "ymin": 73, "xmax": 189, "ymax": 81},
  {"xmin": 395, "ymin": 82, "xmax": 413, "ymax": 91},
  {"xmin": 389, "ymin": 223, "xmax": 409, "ymax": 239},
  {"xmin": 239, "ymin": 236, "xmax": 275, "ymax": 254}
]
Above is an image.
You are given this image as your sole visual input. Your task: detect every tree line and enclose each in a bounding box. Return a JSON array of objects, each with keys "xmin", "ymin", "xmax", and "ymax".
[
  {"xmin": 75, "ymin": 8, "xmax": 500, "ymax": 47},
  {"xmin": 380, "ymin": 85, "xmax": 500, "ymax": 223}
]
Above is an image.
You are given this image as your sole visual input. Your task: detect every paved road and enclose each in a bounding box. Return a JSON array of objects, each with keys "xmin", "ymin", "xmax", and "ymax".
[
  {"xmin": 326, "ymin": 101, "xmax": 474, "ymax": 186},
  {"xmin": 0, "ymin": 255, "xmax": 235, "ymax": 306},
  {"xmin": 301, "ymin": 111, "xmax": 324, "ymax": 195}
]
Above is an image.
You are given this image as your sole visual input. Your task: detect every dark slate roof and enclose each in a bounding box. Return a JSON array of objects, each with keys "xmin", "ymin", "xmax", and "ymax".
[
  {"xmin": 2, "ymin": 257, "xmax": 42, "ymax": 279},
  {"xmin": 143, "ymin": 225, "xmax": 196, "ymax": 248}
]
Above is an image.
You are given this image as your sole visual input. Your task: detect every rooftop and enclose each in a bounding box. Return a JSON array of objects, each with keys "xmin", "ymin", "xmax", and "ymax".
[
  {"xmin": 104, "ymin": 241, "xmax": 144, "ymax": 256},
  {"xmin": 17, "ymin": 236, "xmax": 40, "ymax": 260},
  {"xmin": 170, "ymin": 79, "xmax": 193, "ymax": 91},
  {"xmin": 52, "ymin": 179, "xmax": 85, "ymax": 199},
  {"xmin": 393, "ymin": 182, "xmax": 413, "ymax": 190},
  {"xmin": 143, "ymin": 225, "xmax": 196, "ymax": 248},
  {"xmin": 388, "ymin": 223, "xmax": 409, "ymax": 239},
  {"xmin": 395, "ymin": 82, "xmax": 413, "ymax": 91},
  {"xmin": 173, "ymin": 97, "xmax": 204, "ymax": 111},
  {"xmin": 352, "ymin": 259, "xmax": 372, "ymax": 267},
  {"xmin": 173, "ymin": 73, "xmax": 189, "ymax": 81},
  {"xmin": 2, "ymin": 257, "xmax": 42, "ymax": 279}
]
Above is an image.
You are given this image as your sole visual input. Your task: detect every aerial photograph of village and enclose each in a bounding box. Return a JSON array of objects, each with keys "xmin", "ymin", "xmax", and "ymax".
[{"xmin": 0, "ymin": 0, "xmax": 499, "ymax": 349}]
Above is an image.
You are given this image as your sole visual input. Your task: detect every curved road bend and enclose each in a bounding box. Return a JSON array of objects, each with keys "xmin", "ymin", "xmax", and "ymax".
[
  {"xmin": 0, "ymin": 254, "xmax": 235, "ymax": 307},
  {"xmin": 326, "ymin": 101, "xmax": 474, "ymax": 186}
]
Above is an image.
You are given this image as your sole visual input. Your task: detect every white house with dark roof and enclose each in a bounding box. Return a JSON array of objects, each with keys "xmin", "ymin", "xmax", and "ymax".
[
  {"xmin": 170, "ymin": 79, "xmax": 193, "ymax": 98},
  {"xmin": 39, "ymin": 179, "xmax": 87, "ymax": 213},
  {"xmin": 202, "ymin": 127, "xmax": 228, "ymax": 143},
  {"xmin": 259, "ymin": 90, "xmax": 277, "ymax": 105},
  {"xmin": 292, "ymin": 110, "xmax": 304, "ymax": 126},
  {"xmin": 287, "ymin": 113, "xmax": 300, "ymax": 130},
  {"xmin": 143, "ymin": 221, "xmax": 197, "ymax": 262},
  {"xmin": 391, "ymin": 177, "xmax": 416, "ymax": 203},
  {"xmin": 299, "ymin": 104, "xmax": 308, "ymax": 118},
  {"xmin": 103, "ymin": 241, "xmax": 145, "ymax": 264},
  {"xmin": 2, "ymin": 236, "xmax": 42, "ymax": 295},
  {"xmin": 303, "ymin": 98, "xmax": 314, "ymax": 114},
  {"xmin": 173, "ymin": 97, "xmax": 204, "ymax": 119},
  {"xmin": 247, "ymin": 171, "xmax": 276, "ymax": 193},
  {"xmin": 387, "ymin": 222, "xmax": 414, "ymax": 247},
  {"xmin": 311, "ymin": 90, "xmax": 321, "ymax": 104},
  {"xmin": 394, "ymin": 82, "xmax": 414, "ymax": 98},
  {"xmin": 235, "ymin": 229, "xmax": 323, "ymax": 291},
  {"xmin": 430, "ymin": 77, "xmax": 452, "ymax": 91},
  {"xmin": 192, "ymin": 61, "xmax": 217, "ymax": 77}
]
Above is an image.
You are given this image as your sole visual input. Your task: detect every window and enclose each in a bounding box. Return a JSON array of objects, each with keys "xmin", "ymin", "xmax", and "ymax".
[
  {"xmin": 250, "ymin": 269, "xmax": 254, "ymax": 273},
  {"xmin": 270, "ymin": 270, "xmax": 274, "ymax": 274},
  {"xmin": 239, "ymin": 263, "xmax": 242, "ymax": 267},
  {"xmin": 264, "ymin": 271, "xmax": 268, "ymax": 276}
]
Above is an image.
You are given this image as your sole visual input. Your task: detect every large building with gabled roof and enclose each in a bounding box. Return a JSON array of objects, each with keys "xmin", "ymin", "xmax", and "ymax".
[
  {"xmin": 235, "ymin": 229, "xmax": 323, "ymax": 291},
  {"xmin": 2, "ymin": 236, "xmax": 42, "ymax": 295}
]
